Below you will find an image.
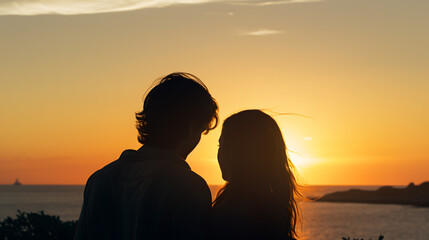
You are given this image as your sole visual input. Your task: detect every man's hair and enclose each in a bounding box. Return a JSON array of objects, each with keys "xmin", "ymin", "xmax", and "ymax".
[{"xmin": 136, "ymin": 72, "xmax": 219, "ymax": 147}]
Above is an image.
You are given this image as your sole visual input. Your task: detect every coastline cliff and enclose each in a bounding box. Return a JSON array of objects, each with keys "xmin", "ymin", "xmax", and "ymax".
[{"xmin": 317, "ymin": 182, "xmax": 429, "ymax": 207}]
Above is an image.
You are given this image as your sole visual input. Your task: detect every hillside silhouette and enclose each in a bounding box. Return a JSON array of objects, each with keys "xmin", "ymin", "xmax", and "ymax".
[{"xmin": 318, "ymin": 182, "xmax": 429, "ymax": 207}]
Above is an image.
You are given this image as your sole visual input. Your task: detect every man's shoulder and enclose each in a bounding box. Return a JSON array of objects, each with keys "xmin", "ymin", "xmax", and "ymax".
[
  {"xmin": 137, "ymin": 147, "xmax": 209, "ymax": 188},
  {"xmin": 173, "ymin": 169, "xmax": 212, "ymax": 204},
  {"xmin": 89, "ymin": 149, "xmax": 138, "ymax": 177},
  {"xmin": 179, "ymin": 169, "xmax": 210, "ymax": 190},
  {"xmin": 85, "ymin": 147, "xmax": 211, "ymax": 198},
  {"xmin": 87, "ymin": 160, "xmax": 120, "ymax": 182}
]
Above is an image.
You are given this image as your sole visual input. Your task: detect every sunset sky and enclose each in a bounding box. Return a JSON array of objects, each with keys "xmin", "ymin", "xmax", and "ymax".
[{"xmin": 1, "ymin": 0, "xmax": 428, "ymax": 185}]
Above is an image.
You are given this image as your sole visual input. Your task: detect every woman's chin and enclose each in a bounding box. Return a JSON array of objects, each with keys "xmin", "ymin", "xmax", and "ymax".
[{"xmin": 222, "ymin": 175, "xmax": 230, "ymax": 182}]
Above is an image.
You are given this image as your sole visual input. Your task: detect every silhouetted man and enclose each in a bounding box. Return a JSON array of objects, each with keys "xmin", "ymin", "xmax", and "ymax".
[{"xmin": 75, "ymin": 72, "xmax": 219, "ymax": 240}]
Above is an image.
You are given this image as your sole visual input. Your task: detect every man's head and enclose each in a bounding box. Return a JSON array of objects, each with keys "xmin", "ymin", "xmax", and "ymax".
[{"xmin": 136, "ymin": 72, "xmax": 218, "ymax": 156}]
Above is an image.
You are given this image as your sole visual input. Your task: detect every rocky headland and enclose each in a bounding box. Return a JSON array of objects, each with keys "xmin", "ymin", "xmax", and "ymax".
[{"xmin": 317, "ymin": 181, "xmax": 429, "ymax": 207}]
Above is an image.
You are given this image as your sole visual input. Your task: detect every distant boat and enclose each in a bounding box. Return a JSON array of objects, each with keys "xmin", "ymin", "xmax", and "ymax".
[{"xmin": 14, "ymin": 178, "xmax": 22, "ymax": 186}]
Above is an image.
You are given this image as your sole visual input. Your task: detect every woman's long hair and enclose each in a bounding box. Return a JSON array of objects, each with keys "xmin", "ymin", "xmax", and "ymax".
[{"xmin": 213, "ymin": 110, "xmax": 302, "ymax": 239}]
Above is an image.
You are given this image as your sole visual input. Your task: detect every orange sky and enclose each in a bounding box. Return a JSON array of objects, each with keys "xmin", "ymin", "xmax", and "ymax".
[{"xmin": 0, "ymin": 0, "xmax": 428, "ymax": 185}]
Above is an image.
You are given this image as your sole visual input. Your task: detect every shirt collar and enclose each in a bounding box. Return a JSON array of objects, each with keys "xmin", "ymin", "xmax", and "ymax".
[{"xmin": 132, "ymin": 145, "xmax": 191, "ymax": 170}]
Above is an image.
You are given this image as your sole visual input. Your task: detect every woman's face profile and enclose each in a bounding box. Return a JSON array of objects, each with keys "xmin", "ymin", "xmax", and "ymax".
[{"xmin": 217, "ymin": 132, "xmax": 232, "ymax": 181}]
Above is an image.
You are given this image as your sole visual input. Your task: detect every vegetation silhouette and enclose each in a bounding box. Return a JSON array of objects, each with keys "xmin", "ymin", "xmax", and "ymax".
[
  {"xmin": 0, "ymin": 210, "xmax": 77, "ymax": 240},
  {"xmin": 212, "ymin": 110, "xmax": 302, "ymax": 240}
]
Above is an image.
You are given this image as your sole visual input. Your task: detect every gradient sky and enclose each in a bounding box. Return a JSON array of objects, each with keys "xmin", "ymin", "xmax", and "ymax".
[{"xmin": 1, "ymin": 0, "xmax": 428, "ymax": 185}]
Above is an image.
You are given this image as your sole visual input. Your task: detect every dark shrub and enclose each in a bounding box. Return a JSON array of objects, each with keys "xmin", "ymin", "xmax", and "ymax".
[{"xmin": 0, "ymin": 211, "xmax": 77, "ymax": 240}]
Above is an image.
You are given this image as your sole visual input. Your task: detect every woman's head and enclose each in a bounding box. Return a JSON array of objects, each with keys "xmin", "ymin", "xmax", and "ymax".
[
  {"xmin": 218, "ymin": 110, "xmax": 289, "ymax": 183},
  {"xmin": 215, "ymin": 109, "xmax": 301, "ymax": 239}
]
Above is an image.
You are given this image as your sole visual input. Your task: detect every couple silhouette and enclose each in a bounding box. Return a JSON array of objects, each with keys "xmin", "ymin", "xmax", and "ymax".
[{"xmin": 75, "ymin": 72, "xmax": 300, "ymax": 240}]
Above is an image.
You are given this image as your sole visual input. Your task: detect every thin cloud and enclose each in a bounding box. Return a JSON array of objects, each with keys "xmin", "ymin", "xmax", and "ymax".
[
  {"xmin": 204, "ymin": 11, "xmax": 235, "ymax": 16},
  {"xmin": 0, "ymin": 0, "xmax": 322, "ymax": 16},
  {"xmin": 231, "ymin": 0, "xmax": 322, "ymax": 6},
  {"xmin": 242, "ymin": 29, "xmax": 284, "ymax": 36},
  {"xmin": 0, "ymin": 0, "xmax": 214, "ymax": 16}
]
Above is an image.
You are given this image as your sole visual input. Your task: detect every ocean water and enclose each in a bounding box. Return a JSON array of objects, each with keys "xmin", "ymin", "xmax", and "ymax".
[{"xmin": 1, "ymin": 185, "xmax": 428, "ymax": 240}]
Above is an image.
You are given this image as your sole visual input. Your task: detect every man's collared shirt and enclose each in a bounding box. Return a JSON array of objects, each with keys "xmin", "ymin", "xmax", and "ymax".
[{"xmin": 74, "ymin": 146, "xmax": 212, "ymax": 240}]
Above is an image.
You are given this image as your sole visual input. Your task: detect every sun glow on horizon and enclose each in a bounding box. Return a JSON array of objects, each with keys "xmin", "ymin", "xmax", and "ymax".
[
  {"xmin": 283, "ymin": 132, "xmax": 316, "ymax": 169},
  {"xmin": 288, "ymin": 151, "xmax": 316, "ymax": 168}
]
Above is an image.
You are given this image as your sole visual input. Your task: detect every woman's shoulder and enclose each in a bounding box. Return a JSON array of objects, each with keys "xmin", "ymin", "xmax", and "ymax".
[{"xmin": 210, "ymin": 197, "xmax": 291, "ymax": 240}]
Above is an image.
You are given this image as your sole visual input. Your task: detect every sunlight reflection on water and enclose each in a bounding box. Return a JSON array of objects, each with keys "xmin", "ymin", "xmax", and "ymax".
[{"xmin": 300, "ymin": 201, "xmax": 429, "ymax": 240}]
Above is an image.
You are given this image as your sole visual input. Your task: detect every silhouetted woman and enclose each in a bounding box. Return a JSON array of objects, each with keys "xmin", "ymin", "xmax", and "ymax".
[{"xmin": 211, "ymin": 110, "xmax": 301, "ymax": 240}]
